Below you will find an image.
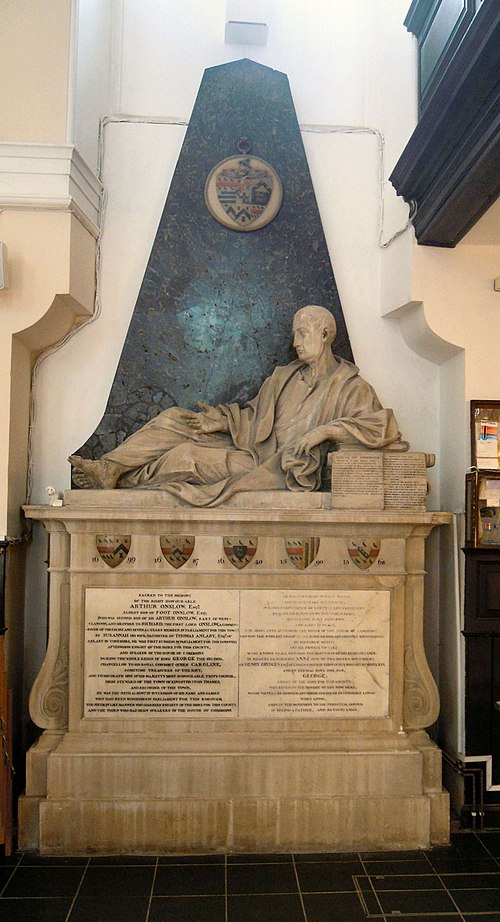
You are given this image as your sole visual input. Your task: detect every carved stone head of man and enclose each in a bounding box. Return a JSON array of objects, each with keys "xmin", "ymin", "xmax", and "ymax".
[{"xmin": 292, "ymin": 305, "xmax": 337, "ymax": 367}]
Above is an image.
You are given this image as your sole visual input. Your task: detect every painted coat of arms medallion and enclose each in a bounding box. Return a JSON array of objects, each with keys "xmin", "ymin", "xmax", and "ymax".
[
  {"xmin": 160, "ymin": 535, "xmax": 195, "ymax": 569},
  {"xmin": 285, "ymin": 537, "xmax": 320, "ymax": 570},
  {"xmin": 205, "ymin": 153, "xmax": 282, "ymax": 231},
  {"xmin": 95, "ymin": 535, "xmax": 131, "ymax": 569},
  {"xmin": 347, "ymin": 539, "xmax": 381, "ymax": 570},
  {"xmin": 223, "ymin": 536, "xmax": 258, "ymax": 569}
]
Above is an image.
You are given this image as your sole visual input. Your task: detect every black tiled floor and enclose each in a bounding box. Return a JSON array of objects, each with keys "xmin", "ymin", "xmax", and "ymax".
[
  {"xmin": 357, "ymin": 871, "xmax": 446, "ymax": 890},
  {"xmin": 479, "ymin": 833, "xmax": 500, "ymax": 857},
  {"xmin": 295, "ymin": 857, "xmax": 364, "ymax": 892},
  {"xmin": 1, "ymin": 831, "xmax": 500, "ymax": 920},
  {"xmin": 0, "ymin": 900, "xmax": 73, "ymax": 921},
  {"xmin": 453, "ymin": 888, "xmax": 500, "ymax": 913},
  {"xmin": 303, "ymin": 891, "xmax": 374, "ymax": 922},
  {"xmin": 70, "ymin": 895, "xmax": 150, "ymax": 922},
  {"xmin": 374, "ymin": 887, "xmax": 460, "ymax": 914},
  {"xmin": 227, "ymin": 861, "xmax": 298, "ymax": 893},
  {"xmin": 78, "ymin": 865, "xmax": 156, "ymax": 898},
  {"xmin": 2, "ymin": 865, "xmax": 86, "ymax": 898},
  {"xmin": 227, "ymin": 893, "xmax": 305, "ymax": 921},
  {"xmin": 362, "ymin": 856, "xmax": 435, "ymax": 875},
  {"xmin": 154, "ymin": 863, "xmax": 225, "ymax": 896}
]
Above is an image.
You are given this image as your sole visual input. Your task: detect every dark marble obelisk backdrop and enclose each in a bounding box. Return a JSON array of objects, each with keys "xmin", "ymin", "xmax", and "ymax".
[{"xmin": 79, "ymin": 59, "xmax": 353, "ymax": 459}]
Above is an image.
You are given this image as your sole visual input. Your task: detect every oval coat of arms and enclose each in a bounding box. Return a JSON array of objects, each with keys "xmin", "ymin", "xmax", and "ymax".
[{"xmin": 205, "ymin": 155, "xmax": 282, "ymax": 231}]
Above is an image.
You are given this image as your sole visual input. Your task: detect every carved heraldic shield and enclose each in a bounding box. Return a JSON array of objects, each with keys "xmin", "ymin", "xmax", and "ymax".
[
  {"xmin": 160, "ymin": 535, "xmax": 195, "ymax": 569},
  {"xmin": 223, "ymin": 536, "xmax": 258, "ymax": 569},
  {"xmin": 95, "ymin": 535, "xmax": 131, "ymax": 569},
  {"xmin": 347, "ymin": 539, "xmax": 381, "ymax": 570},
  {"xmin": 285, "ymin": 537, "xmax": 320, "ymax": 570}
]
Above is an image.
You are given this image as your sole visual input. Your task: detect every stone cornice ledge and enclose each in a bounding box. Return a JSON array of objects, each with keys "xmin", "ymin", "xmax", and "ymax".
[
  {"xmin": 0, "ymin": 143, "xmax": 103, "ymax": 239},
  {"xmin": 23, "ymin": 493, "xmax": 453, "ymax": 529}
]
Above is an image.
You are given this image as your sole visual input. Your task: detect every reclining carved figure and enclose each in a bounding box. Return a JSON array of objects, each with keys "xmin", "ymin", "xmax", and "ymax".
[{"xmin": 70, "ymin": 305, "xmax": 404, "ymax": 506}]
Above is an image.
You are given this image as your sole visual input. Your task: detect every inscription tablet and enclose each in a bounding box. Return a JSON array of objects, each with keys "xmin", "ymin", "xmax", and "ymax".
[
  {"xmin": 239, "ymin": 590, "xmax": 390, "ymax": 718},
  {"xmin": 85, "ymin": 589, "xmax": 240, "ymax": 717},
  {"xmin": 84, "ymin": 588, "xmax": 390, "ymax": 719}
]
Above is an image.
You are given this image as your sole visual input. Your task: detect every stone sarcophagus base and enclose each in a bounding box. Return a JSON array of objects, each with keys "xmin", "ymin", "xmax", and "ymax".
[{"xmin": 20, "ymin": 490, "xmax": 450, "ymax": 855}]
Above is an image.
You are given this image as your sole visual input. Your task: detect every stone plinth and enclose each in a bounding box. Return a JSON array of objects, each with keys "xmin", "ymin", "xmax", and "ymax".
[{"xmin": 20, "ymin": 491, "xmax": 451, "ymax": 854}]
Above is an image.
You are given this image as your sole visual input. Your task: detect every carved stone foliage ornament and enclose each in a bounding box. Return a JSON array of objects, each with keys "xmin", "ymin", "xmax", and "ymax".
[
  {"xmin": 40, "ymin": 648, "xmax": 69, "ymax": 728},
  {"xmin": 223, "ymin": 536, "xmax": 258, "ymax": 569},
  {"xmin": 160, "ymin": 535, "xmax": 195, "ymax": 569},
  {"xmin": 347, "ymin": 539, "xmax": 381, "ymax": 570},
  {"xmin": 205, "ymin": 137, "xmax": 282, "ymax": 231},
  {"xmin": 285, "ymin": 537, "xmax": 320, "ymax": 570},
  {"xmin": 404, "ymin": 644, "xmax": 434, "ymax": 729},
  {"xmin": 95, "ymin": 535, "xmax": 131, "ymax": 569}
]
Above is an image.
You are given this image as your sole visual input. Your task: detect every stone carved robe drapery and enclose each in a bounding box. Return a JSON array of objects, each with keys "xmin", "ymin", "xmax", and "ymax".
[{"xmin": 103, "ymin": 357, "xmax": 401, "ymax": 506}]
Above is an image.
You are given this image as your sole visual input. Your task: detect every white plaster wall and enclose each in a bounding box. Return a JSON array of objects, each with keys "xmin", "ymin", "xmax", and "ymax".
[
  {"xmin": 0, "ymin": 209, "xmax": 95, "ymax": 536},
  {"xmin": 29, "ymin": 0, "xmax": 437, "ymax": 506},
  {"xmin": 71, "ymin": 0, "xmax": 114, "ymax": 171},
  {"xmin": 411, "ymin": 230, "xmax": 500, "ymax": 768},
  {"xmin": 413, "ymin": 243, "xmax": 500, "ymax": 406},
  {"xmin": 0, "ymin": 0, "xmax": 71, "ymax": 144},
  {"xmin": 119, "ymin": 0, "xmax": 374, "ymax": 124}
]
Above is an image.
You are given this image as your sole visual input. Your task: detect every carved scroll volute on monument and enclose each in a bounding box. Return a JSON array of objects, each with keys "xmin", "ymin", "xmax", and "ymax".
[
  {"xmin": 29, "ymin": 522, "xmax": 70, "ymax": 731},
  {"xmin": 402, "ymin": 533, "xmax": 440, "ymax": 730}
]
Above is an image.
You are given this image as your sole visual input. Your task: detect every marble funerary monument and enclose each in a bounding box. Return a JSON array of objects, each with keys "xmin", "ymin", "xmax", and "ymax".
[{"xmin": 20, "ymin": 61, "xmax": 450, "ymax": 854}]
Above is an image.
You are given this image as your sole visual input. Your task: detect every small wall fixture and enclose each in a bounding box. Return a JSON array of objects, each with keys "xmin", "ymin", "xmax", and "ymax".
[
  {"xmin": 0, "ymin": 242, "xmax": 8, "ymax": 290},
  {"xmin": 225, "ymin": 0, "xmax": 269, "ymax": 45}
]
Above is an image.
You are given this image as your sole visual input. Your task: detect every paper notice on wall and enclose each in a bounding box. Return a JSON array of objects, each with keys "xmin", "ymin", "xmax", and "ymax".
[{"xmin": 476, "ymin": 420, "xmax": 499, "ymax": 470}]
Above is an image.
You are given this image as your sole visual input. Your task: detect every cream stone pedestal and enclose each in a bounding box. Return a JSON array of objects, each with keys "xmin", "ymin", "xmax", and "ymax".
[{"xmin": 20, "ymin": 490, "xmax": 451, "ymax": 855}]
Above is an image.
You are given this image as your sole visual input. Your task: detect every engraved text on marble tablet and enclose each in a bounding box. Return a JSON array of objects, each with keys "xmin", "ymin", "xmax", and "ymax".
[{"xmin": 84, "ymin": 588, "xmax": 390, "ymax": 718}]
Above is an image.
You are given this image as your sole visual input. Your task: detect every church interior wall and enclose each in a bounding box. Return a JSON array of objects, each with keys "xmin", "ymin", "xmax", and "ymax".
[
  {"xmin": 0, "ymin": 0, "xmax": 498, "ymax": 822},
  {"xmin": 30, "ymin": 0, "xmax": 437, "ymax": 506},
  {"xmin": 0, "ymin": 210, "xmax": 96, "ymax": 538},
  {"xmin": 413, "ymin": 239, "xmax": 500, "ymax": 405},
  {"xmin": 72, "ymin": 0, "xmax": 114, "ymax": 172},
  {"xmin": 0, "ymin": 0, "xmax": 72, "ymax": 145}
]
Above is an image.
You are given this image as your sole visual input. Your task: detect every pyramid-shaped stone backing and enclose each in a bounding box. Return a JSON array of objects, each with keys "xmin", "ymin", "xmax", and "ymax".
[{"xmin": 78, "ymin": 59, "xmax": 352, "ymax": 459}]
